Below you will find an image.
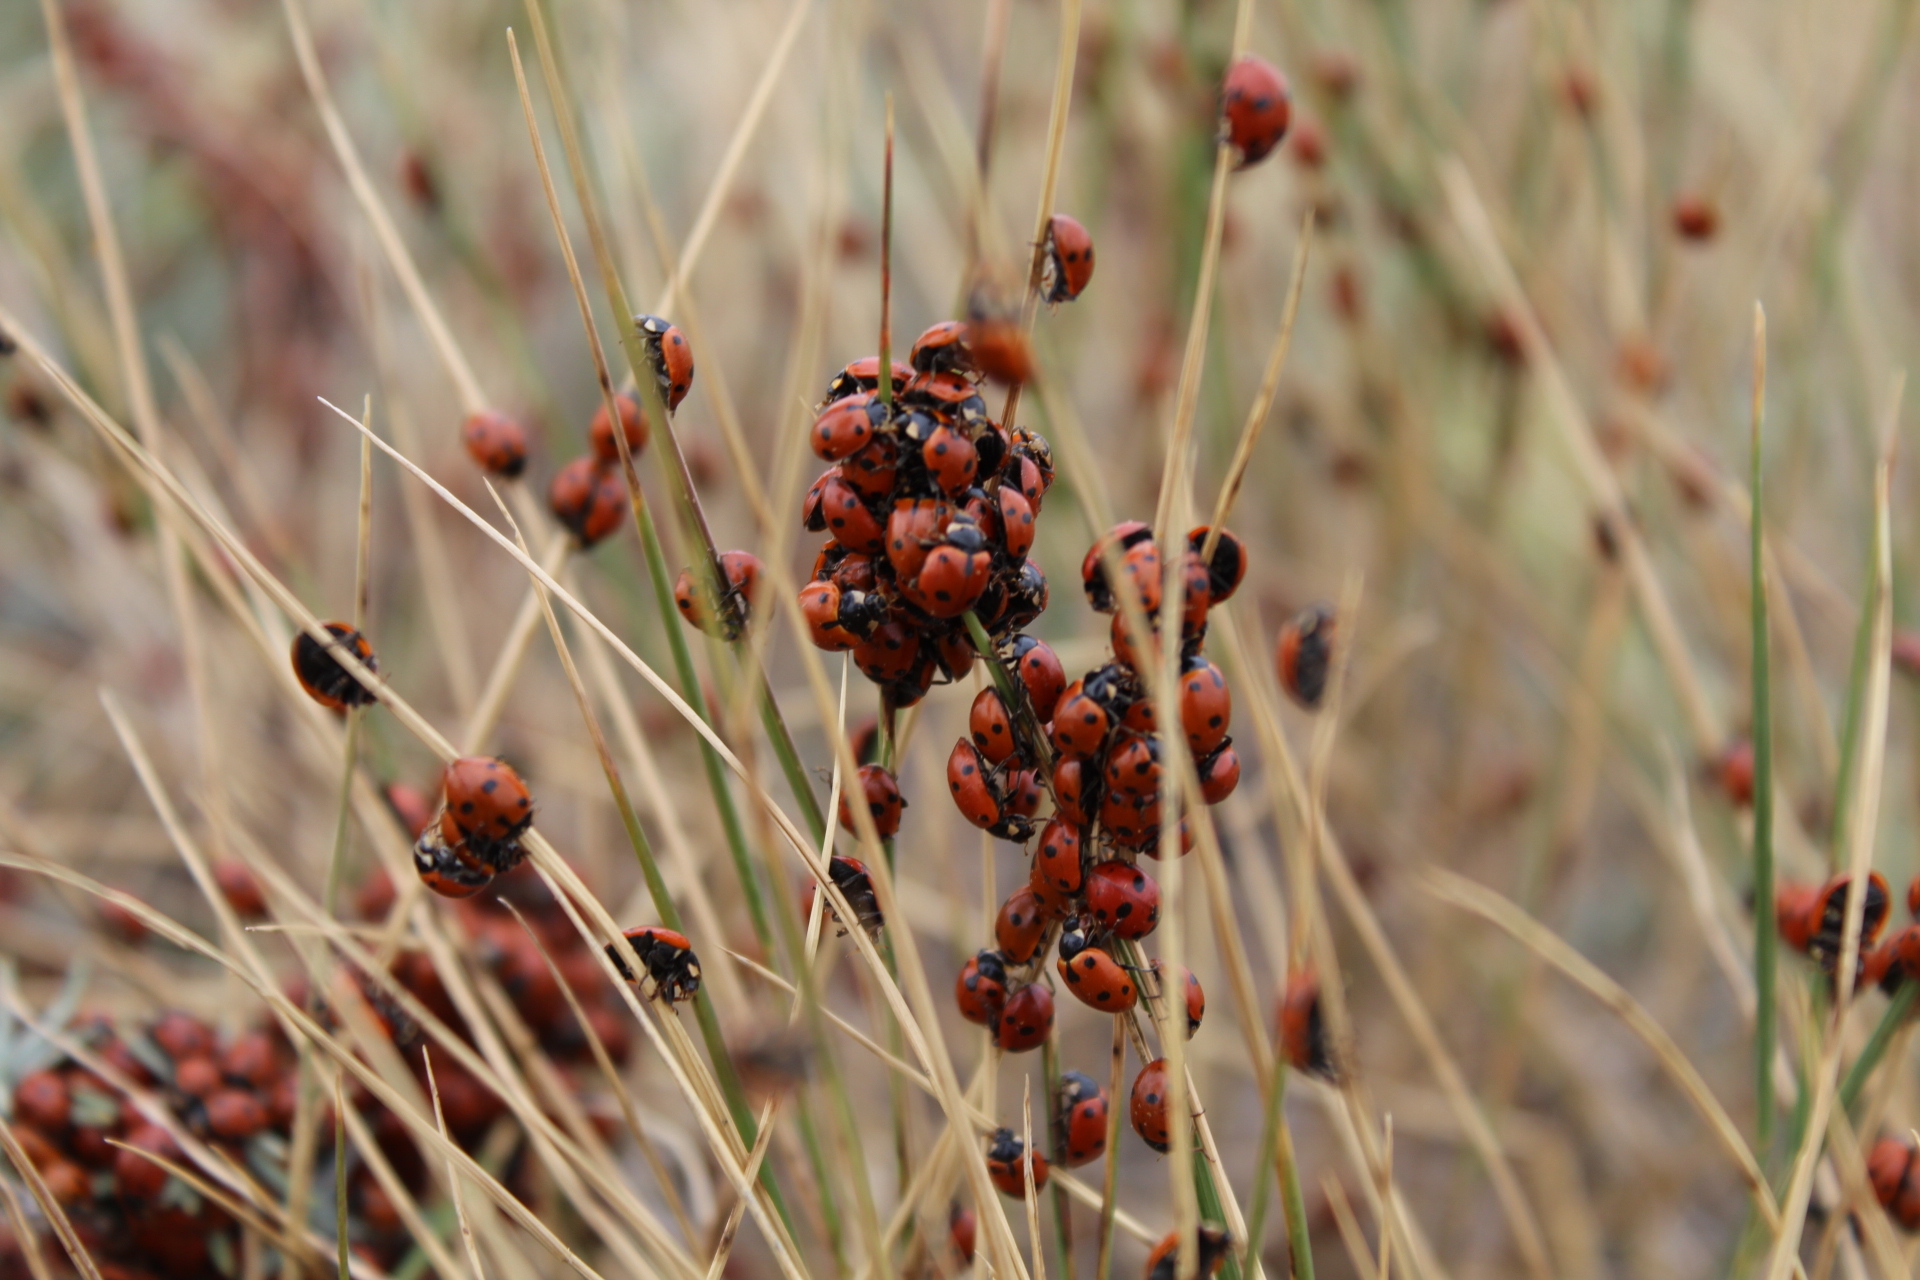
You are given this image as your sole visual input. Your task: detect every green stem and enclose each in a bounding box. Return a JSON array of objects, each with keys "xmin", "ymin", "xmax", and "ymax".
[
  {"xmin": 1041, "ymin": 1035, "xmax": 1074, "ymax": 1280},
  {"xmin": 1840, "ymin": 982, "xmax": 1918, "ymax": 1112},
  {"xmin": 1751, "ymin": 365, "xmax": 1777, "ymax": 1150}
]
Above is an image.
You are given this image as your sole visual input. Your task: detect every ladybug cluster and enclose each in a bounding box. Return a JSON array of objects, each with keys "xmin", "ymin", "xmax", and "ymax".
[
  {"xmin": 1774, "ymin": 870, "xmax": 1896, "ymax": 982},
  {"xmin": 1, "ymin": 882, "xmax": 639, "ymax": 1280},
  {"xmin": 408, "ymin": 756, "xmax": 538, "ymax": 899}
]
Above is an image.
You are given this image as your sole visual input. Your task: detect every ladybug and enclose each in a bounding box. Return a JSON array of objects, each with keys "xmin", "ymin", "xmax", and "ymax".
[
  {"xmin": 1010, "ymin": 635, "xmax": 1066, "ymax": 720},
  {"xmin": 213, "ymin": 860, "xmax": 267, "ymax": 919},
  {"xmin": 993, "ymin": 982, "xmax": 1054, "ymax": 1053},
  {"xmin": 439, "ymin": 756, "xmax": 536, "ymax": 871},
  {"xmin": 1085, "ymin": 861, "xmax": 1160, "ymax": 940},
  {"xmin": 995, "ymin": 561, "xmax": 1050, "ymax": 634},
  {"xmin": 948, "ymin": 739, "xmax": 1004, "ymax": 829},
  {"xmin": 1805, "ymin": 871, "xmax": 1892, "ymax": 970},
  {"xmin": 1145, "ymin": 1226, "xmax": 1232, "ymax": 1280},
  {"xmin": 1052, "ymin": 756, "xmax": 1100, "ymax": 826},
  {"xmin": 413, "ymin": 832, "xmax": 494, "ymax": 898},
  {"xmin": 909, "ymin": 321, "xmax": 974, "ymax": 376},
  {"xmin": 1081, "ymin": 522, "xmax": 1158, "ymax": 614},
  {"xmin": 811, "ymin": 393, "xmax": 887, "ymax": 461},
  {"xmin": 984, "ymin": 1127, "xmax": 1049, "ymax": 1198},
  {"xmin": 1178, "ymin": 550, "xmax": 1214, "ymax": 638},
  {"xmin": 1056, "ymin": 1070, "xmax": 1109, "ymax": 1167},
  {"xmin": 291, "ymin": 622, "xmax": 379, "ymax": 712},
  {"xmin": 673, "ymin": 550, "xmax": 763, "ymax": 641},
  {"xmin": 1279, "ymin": 968, "xmax": 1338, "ymax": 1081},
  {"xmin": 608, "ymin": 926, "xmax": 702, "ymax": 1003},
  {"xmin": 634, "ymin": 314, "xmax": 695, "ymax": 410},
  {"xmin": 948, "ymin": 1203, "xmax": 977, "ymax": 1264},
  {"xmin": 13, "ymin": 1071, "xmax": 70, "ymax": 1131},
  {"xmin": 930, "ymin": 627, "xmax": 978, "ymax": 682},
  {"xmin": 588, "ymin": 393, "xmax": 648, "ymax": 462},
  {"xmin": 955, "ymin": 949, "xmax": 1012, "ymax": 1026},
  {"xmin": 821, "ymin": 356, "xmax": 913, "ymax": 407},
  {"xmin": 1051, "ymin": 674, "xmax": 1121, "ymax": 760},
  {"xmin": 1104, "ymin": 731, "xmax": 1162, "ymax": 798},
  {"xmin": 997, "ymin": 487, "xmax": 1036, "ymax": 562},
  {"xmin": 550, "ymin": 457, "xmax": 629, "ymax": 547},
  {"xmin": 911, "ymin": 519, "xmax": 994, "ymax": 618},
  {"xmin": 1671, "ymin": 195, "xmax": 1720, "ymax": 243},
  {"xmin": 995, "ymin": 885, "xmax": 1051, "ymax": 963},
  {"xmin": 1118, "ymin": 686, "xmax": 1157, "ymax": 735},
  {"xmin": 885, "ymin": 497, "xmax": 954, "ymax": 582},
  {"xmin": 1139, "ymin": 819, "xmax": 1195, "ymax": 862},
  {"xmin": 826, "ymin": 856, "xmax": 884, "ymax": 936},
  {"xmin": 1186, "ymin": 526, "xmax": 1246, "ymax": 604},
  {"xmin": 970, "ymin": 688, "xmax": 1022, "ymax": 765},
  {"xmin": 854, "ymin": 619, "xmax": 924, "ymax": 685},
  {"xmin": 964, "ymin": 311, "xmax": 1035, "ymax": 386},
  {"xmin": 1869, "ymin": 1134, "xmax": 1920, "ymax": 1229},
  {"xmin": 1712, "ymin": 738, "xmax": 1756, "ymax": 807},
  {"xmin": 204, "ymin": 1089, "xmax": 267, "ymax": 1141},
  {"xmin": 1057, "ymin": 925, "xmax": 1138, "ymax": 1011},
  {"xmin": 903, "ymin": 371, "xmax": 989, "ymax": 429},
  {"xmin": 1775, "ymin": 880, "xmax": 1820, "ymax": 953},
  {"xmin": 1220, "ymin": 55, "xmax": 1293, "ymax": 168},
  {"xmin": 1109, "ymin": 609, "xmax": 1160, "ymax": 673},
  {"xmin": 996, "ymin": 768, "xmax": 1043, "ymax": 841},
  {"xmin": 1155, "ymin": 962, "xmax": 1206, "ymax": 1037},
  {"xmin": 801, "ymin": 581, "xmax": 858, "ymax": 651},
  {"xmin": 805, "ymin": 474, "xmax": 887, "ymax": 554},
  {"xmin": 1006, "ymin": 452, "xmax": 1050, "ymax": 512},
  {"xmin": 1129, "ymin": 1058, "xmax": 1172, "ymax": 1152},
  {"xmin": 460, "ymin": 409, "xmax": 529, "ymax": 477},
  {"xmin": 1032, "ymin": 820, "xmax": 1088, "ymax": 900},
  {"xmin": 1276, "ymin": 604, "xmax": 1336, "ymax": 709},
  {"xmin": 1042, "ymin": 214, "xmax": 1095, "ymax": 305},
  {"xmin": 1179, "ymin": 655, "xmax": 1233, "ymax": 755},
  {"xmin": 1867, "ymin": 924, "xmax": 1920, "ymax": 994},
  {"xmin": 1101, "ymin": 790, "xmax": 1161, "ymax": 851},
  {"xmin": 921, "ymin": 422, "xmax": 980, "ymax": 494},
  {"xmin": 1197, "ymin": 744, "xmax": 1240, "ymax": 805},
  {"xmin": 839, "ymin": 764, "xmax": 906, "ymax": 838},
  {"xmin": 841, "ymin": 433, "xmax": 901, "ymax": 498}
]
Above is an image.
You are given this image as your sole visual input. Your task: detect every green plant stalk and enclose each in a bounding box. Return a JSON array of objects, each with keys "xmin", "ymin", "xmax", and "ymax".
[
  {"xmin": 1242, "ymin": 1058, "xmax": 1313, "ymax": 1280},
  {"xmin": 1839, "ymin": 981, "xmax": 1919, "ymax": 1112},
  {"xmin": 1829, "ymin": 537, "xmax": 1881, "ymax": 865},
  {"xmin": 1041, "ymin": 1035, "xmax": 1074, "ymax": 1280},
  {"xmin": 760, "ymin": 675, "xmax": 828, "ymax": 842},
  {"xmin": 1751, "ymin": 380, "xmax": 1777, "ymax": 1149}
]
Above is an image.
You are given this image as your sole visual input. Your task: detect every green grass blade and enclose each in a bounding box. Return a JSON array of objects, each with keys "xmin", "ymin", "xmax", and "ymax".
[{"xmin": 1749, "ymin": 304, "xmax": 1777, "ymax": 1150}]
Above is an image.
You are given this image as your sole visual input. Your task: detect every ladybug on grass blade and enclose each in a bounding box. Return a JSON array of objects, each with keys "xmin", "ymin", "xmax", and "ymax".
[
  {"xmin": 955, "ymin": 949, "xmax": 1011, "ymax": 1026},
  {"xmin": 608, "ymin": 926, "xmax": 702, "ymax": 1004},
  {"xmin": 1042, "ymin": 214, "xmax": 1095, "ymax": 304},
  {"xmin": 825, "ymin": 856, "xmax": 884, "ymax": 938},
  {"xmin": 1279, "ymin": 968, "xmax": 1338, "ymax": 1081},
  {"xmin": 1145, "ymin": 1226, "xmax": 1232, "ymax": 1280},
  {"xmin": 672, "ymin": 550, "xmax": 763, "ymax": 641},
  {"xmin": 838, "ymin": 764, "xmax": 906, "ymax": 838},
  {"xmin": 993, "ymin": 982, "xmax": 1054, "ymax": 1053},
  {"xmin": 550, "ymin": 457, "xmax": 629, "ymax": 548},
  {"xmin": 589, "ymin": 393, "xmax": 648, "ymax": 462},
  {"xmin": 460, "ymin": 410, "xmax": 529, "ymax": 477},
  {"xmin": 633, "ymin": 314, "xmax": 694, "ymax": 410},
  {"xmin": 909, "ymin": 322, "xmax": 973, "ymax": 377},
  {"xmin": 984, "ymin": 1127, "xmax": 1049, "ymax": 1198},
  {"xmin": 1276, "ymin": 603, "xmax": 1336, "ymax": 709},
  {"xmin": 1129, "ymin": 1058, "xmax": 1171, "ymax": 1152},
  {"xmin": 1057, "ymin": 925, "xmax": 1138, "ymax": 1012},
  {"xmin": 438, "ymin": 756, "xmax": 535, "ymax": 872},
  {"xmin": 1057, "ymin": 1070, "xmax": 1109, "ymax": 1167},
  {"xmin": 291, "ymin": 623, "xmax": 378, "ymax": 712},
  {"xmin": 1220, "ymin": 55, "xmax": 1292, "ymax": 168}
]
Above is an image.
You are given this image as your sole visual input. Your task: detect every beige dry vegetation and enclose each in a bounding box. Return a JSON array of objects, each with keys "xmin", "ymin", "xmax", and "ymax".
[{"xmin": 1, "ymin": 0, "xmax": 1919, "ymax": 1278}]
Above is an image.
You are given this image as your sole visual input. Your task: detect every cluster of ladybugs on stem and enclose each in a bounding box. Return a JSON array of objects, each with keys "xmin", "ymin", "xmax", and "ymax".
[{"xmin": 1771, "ymin": 870, "xmax": 1920, "ymax": 1231}]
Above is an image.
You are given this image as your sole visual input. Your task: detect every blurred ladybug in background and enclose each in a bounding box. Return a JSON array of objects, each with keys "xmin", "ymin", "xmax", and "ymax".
[
  {"xmin": 839, "ymin": 763, "xmax": 906, "ymax": 838},
  {"xmin": 1043, "ymin": 214, "xmax": 1095, "ymax": 304},
  {"xmin": 1145, "ymin": 1226, "xmax": 1232, "ymax": 1280},
  {"xmin": 910, "ymin": 321, "xmax": 974, "ymax": 376},
  {"xmin": 608, "ymin": 926, "xmax": 702, "ymax": 1003},
  {"xmin": 673, "ymin": 550, "xmax": 763, "ymax": 641},
  {"xmin": 948, "ymin": 1204, "xmax": 977, "ymax": 1265},
  {"xmin": 1803, "ymin": 871, "xmax": 1891, "ymax": 971},
  {"xmin": 588, "ymin": 393, "xmax": 648, "ymax": 462},
  {"xmin": 1869, "ymin": 1133, "xmax": 1920, "ymax": 1230},
  {"xmin": 1279, "ymin": 968, "xmax": 1338, "ymax": 1081},
  {"xmin": 984, "ymin": 1127, "xmax": 1049, "ymax": 1198},
  {"xmin": 1276, "ymin": 603, "xmax": 1336, "ymax": 709},
  {"xmin": 955, "ymin": 949, "xmax": 1011, "ymax": 1026},
  {"xmin": 825, "ymin": 856, "xmax": 884, "ymax": 937},
  {"xmin": 550, "ymin": 457, "xmax": 628, "ymax": 547},
  {"xmin": 634, "ymin": 314, "xmax": 695, "ymax": 410},
  {"xmin": 291, "ymin": 622, "xmax": 378, "ymax": 712},
  {"xmin": 460, "ymin": 409, "xmax": 528, "ymax": 477},
  {"xmin": 993, "ymin": 982, "xmax": 1054, "ymax": 1053},
  {"xmin": 964, "ymin": 300, "xmax": 1035, "ymax": 386},
  {"xmin": 1220, "ymin": 55, "xmax": 1292, "ymax": 168},
  {"xmin": 1057, "ymin": 1070, "xmax": 1110, "ymax": 1167}
]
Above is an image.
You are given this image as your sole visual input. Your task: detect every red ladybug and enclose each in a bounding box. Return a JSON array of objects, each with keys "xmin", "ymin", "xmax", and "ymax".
[
  {"xmin": 1043, "ymin": 214, "xmax": 1095, "ymax": 304},
  {"xmin": 1052, "ymin": 678, "xmax": 1116, "ymax": 760},
  {"xmin": 1869, "ymin": 1133, "xmax": 1920, "ymax": 1229},
  {"xmin": 1144, "ymin": 1226, "xmax": 1232, "ymax": 1280},
  {"xmin": 1104, "ymin": 731, "xmax": 1162, "ymax": 798},
  {"xmin": 1085, "ymin": 860, "xmax": 1160, "ymax": 940},
  {"xmin": 114, "ymin": 1125, "xmax": 179, "ymax": 1201},
  {"xmin": 213, "ymin": 860, "xmax": 267, "ymax": 919},
  {"xmin": 912, "ymin": 521, "xmax": 993, "ymax": 618},
  {"xmin": 996, "ymin": 487, "xmax": 1037, "ymax": 562},
  {"xmin": 1279, "ymin": 969, "xmax": 1338, "ymax": 1081},
  {"xmin": 970, "ymin": 688, "xmax": 1022, "ymax": 765},
  {"xmin": 909, "ymin": 321, "xmax": 974, "ymax": 376},
  {"xmin": 839, "ymin": 764, "xmax": 906, "ymax": 838},
  {"xmin": 955, "ymin": 949, "xmax": 1012, "ymax": 1026},
  {"xmin": 461, "ymin": 410, "xmax": 529, "ymax": 477},
  {"xmin": 964, "ymin": 311, "xmax": 1035, "ymax": 386},
  {"xmin": 1158, "ymin": 962, "xmax": 1206, "ymax": 1036},
  {"xmin": 805, "ymin": 474, "xmax": 887, "ymax": 554},
  {"xmin": 13, "ymin": 1071, "xmax": 70, "ymax": 1131},
  {"xmin": 885, "ymin": 497, "xmax": 953, "ymax": 581},
  {"xmin": 948, "ymin": 739, "xmax": 1003, "ymax": 830},
  {"xmin": 291, "ymin": 622, "xmax": 379, "ymax": 712},
  {"xmin": 1179, "ymin": 655, "xmax": 1233, "ymax": 755},
  {"xmin": 673, "ymin": 550, "xmax": 763, "ymax": 641},
  {"xmin": 634, "ymin": 314, "xmax": 695, "ymax": 410},
  {"xmin": 1186, "ymin": 527, "xmax": 1246, "ymax": 604},
  {"xmin": 1197, "ymin": 744, "xmax": 1240, "ymax": 805},
  {"xmin": 841, "ymin": 433, "xmax": 901, "ymax": 498},
  {"xmin": 608, "ymin": 926, "xmax": 702, "ymax": 1003},
  {"xmin": 1056, "ymin": 1070, "xmax": 1109, "ymax": 1166},
  {"xmin": 203, "ymin": 1089, "xmax": 267, "ymax": 1141},
  {"xmin": 826, "ymin": 856, "xmax": 884, "ymax": 936},
  {"xmin": 1804, "ymin": 871, "xmax": 1892, "ymax": 970},
  {"xmin": 439, "ymin": 756, "xmax": 535, "ymax": 870},
  {"xmin": 801, "ymin": 581, "xmax": 858, "ymax": 651},
  {"xmin": 550, "ymin": 457, "xmax": 629, "ymax": 547},
  {"xmin": 854, "ymin": 619, "xmax": 923, "ymax": 685},
  {"xmin": 1010, "ymin": 636, "xmax": 1066, "ymax": 721},
  {"xmin": 1057, "ymin": 926, "xmax": 1138, "ymax": 1012},
  {"xmin": 921, "ymin": 423, "xmax": 980, "ymax": 494},
  {"xmin": 1671, "ymin": 195, "xmax": 1720, "ymax": 243},
  {"xmin": 1129, "ymin": 1058, "xmax": 1172, "ymax": 1152},
  {"xmin": 998, "ymin": 768, "xmax": 1043, "ymax": 839},
  {"xmin": 1775, "ymin": 881, "xmax": 1820, "ymax": 953},
  {"xmin": 1100, "ymin": 789, "xmax": 1161, "ymax": 851},
  {"xmin": 1276, "ymin": 604, "xmax": 1336, "ymax": 709},
  {"xmin": 413, "ymin": 832, "xmax": 494, "ymax": 898},
  {"xmin": 903, "ymin": 371, "xmax": 988, "ymax": 428},
  {"xmin": 1052, "ymin": 755, "xmax": 1100, "ymax": 827},
  {"xmin": 995, "ymin": 886, "xmax": 1050, "ymax": 963},
  {"xmin": 948, "ymin": 1204, "xmax": 977, "ymax": 1264},
  {"xmin": 1032, "ymin": 820, "xmax": 1088, "ymax": 901},
  {"xmin": 984, "ymin": 1127, "xmax": 1049, "ymax": 1197},
  {"xmin": 812, "ymin": 394, "xmax": 886, "ymax": 461},
  {"xmin": 588, "ymin": 393, "xmax": 648, "ymax": 462},
  {"xmin": 1220, "ymin": 55, "xmax": 1292, "ymax": 168},
  {"xmin": 1909, "ymin": 873, "xmax": 1920, "ymax": 919},
  {"xmin": 1081, "ymin": 522, "xmax": 1158, "ymax": 614},
  {"xmin": 993, "ymin": 983, "xmax": 1054, "ymax": 1053},
  {"xmin": 821, "ymin": 356, "xmax": 913, "ymax": 407}
]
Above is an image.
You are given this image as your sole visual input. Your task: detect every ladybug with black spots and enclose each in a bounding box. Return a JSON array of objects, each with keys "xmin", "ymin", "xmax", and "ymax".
[
  {"xmin": 292, "ymin": 622, "xmax": 379, "ymax": 712},
  {"xmin": 1276, "ymin": 603, "xmax": 1336, "ymax": 709},
  {"xmin": 550, "ymin": 457, "xmax": 629, "ymax": 547},
  {"xmin": 1085, "ymin": 859, "xmax": 1160, "ymax": 940},
  {"xmin": 673, "ymin": 550, "xmax": 763, "ymax": 641},
  {"xmin": 811, "ymin": 393, "xmax": 887, "ymax": 462},
  {"xmin": 839, "ymin": 764, "xmax": 906, "ymax": 838},
  {"xmin": 1056, "ymin": 925, "xmax": 1138, "ymax": 1012},
  {"xmin": 955, "ymin": 949, "xmax": 1011, "ymax": 1026},
  {"xmin": 634, "ymin": 314, "xmax": 695, "ymax": 410},
  {"xmin": 984, "ymin": 1128, "xmax": 1048, "ymax": 1198},
  {"xmin": 1043, "ymin": 214, "xmax": 1096, "ymax": 304},
  {"xmin": 1129, "ymin": 1058, "xmax": 1171, "ymax": 1152},
  {"xmin": 994, "ymin": 886, "xmax": 1050, "ymax": 963},
  {"xmin": 1279, "ymin": 968, "xmax": 1337, "ymax": 1081},
  {"xmin": 1056, "ymin": 1070, "xmax": 1109, "ymax": 1167},
  {"xmin": 1220, "ymin": 55, "xmax": 1293, "ymax": 168},
  {"xmin": 461, "ymin": 410, "xmax": 529, "ymax": 477},
  {"xmin": 608, "ymin": 926, "xmax": 702, "ymax": 1003},
  {"xmin": 993, "ymin": 982, "xmax": 1054, "ymax": 1053},
  {"xmin": 438, "ymin": 756, "xmax": 535, "ymax": 872}
]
